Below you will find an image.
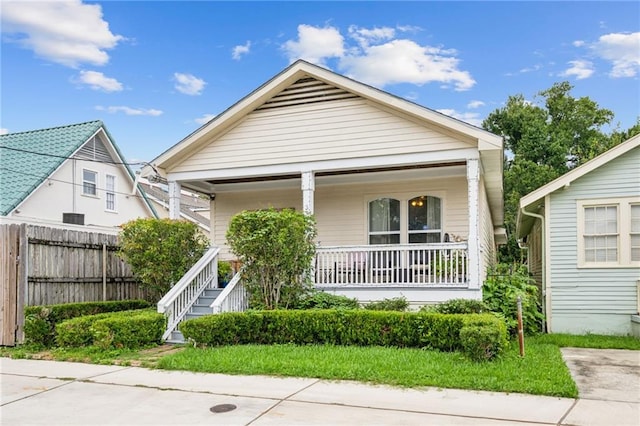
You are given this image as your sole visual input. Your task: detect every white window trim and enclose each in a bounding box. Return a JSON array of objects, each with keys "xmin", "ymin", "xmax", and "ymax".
[
  {"xmin": 577, "ymin": 197, "xmax": 640, "ymax": 268},
  {"xmin": 82, "ymin": 168, "xmax": 99, "ymax": 198},
  {"xmin": 105, "ymin": 173, "xmax": 117, "ymax": 212},
  {"xmin": 365, "ymin": 191, "xmax": 447, "ymax": 245}
]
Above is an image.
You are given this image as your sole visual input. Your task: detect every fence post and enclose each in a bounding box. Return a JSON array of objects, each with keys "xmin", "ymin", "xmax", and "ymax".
[
  {"xmin": 102, "ymin": 243, "xmax": 107, "ymax": 301},
  {"xmin": 15, "ymin": 224, "xmax": 28, "ymax": 343}
]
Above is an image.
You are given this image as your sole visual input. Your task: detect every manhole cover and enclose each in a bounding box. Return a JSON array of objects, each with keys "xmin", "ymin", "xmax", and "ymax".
[{"xmin": 210, "ymin": 404, "xmax": 237, "ymax": 413}]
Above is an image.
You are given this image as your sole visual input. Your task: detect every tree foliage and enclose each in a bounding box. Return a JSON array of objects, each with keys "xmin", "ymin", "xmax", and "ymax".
[
  {"xmin": 118, "ymin": 218, "xmax": 209, "ymax": 300},
  {"xmin": 482, "ymin": 81, "xmax": 640, "ymax": 262},
  {"xmin": 226, "ymin": 208, "xmax": 317, "ymax": 310}
]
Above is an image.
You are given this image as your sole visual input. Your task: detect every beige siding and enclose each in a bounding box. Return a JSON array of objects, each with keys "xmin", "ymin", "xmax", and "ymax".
[
  {"xmin": 479, "ymin": 177, "xmax": 496, "ymax": 281},
  {"xmin": 214, "ymin": 175, "xmax": 469, "ymax": 260},
  {"xmin": 172, "ymin": 98, "xmax": 474, "ymax": 173}
]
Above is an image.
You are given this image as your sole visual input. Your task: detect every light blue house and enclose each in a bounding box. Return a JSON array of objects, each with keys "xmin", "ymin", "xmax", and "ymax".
[{"xmin": 517, "ymin": 134, "xmax": 640, "ymax": 336}]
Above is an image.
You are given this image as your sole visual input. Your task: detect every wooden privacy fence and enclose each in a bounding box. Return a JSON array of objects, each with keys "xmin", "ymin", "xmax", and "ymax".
[{"xmin": 1, "ymin": 223, "xmax": 151, "ymax": 346}]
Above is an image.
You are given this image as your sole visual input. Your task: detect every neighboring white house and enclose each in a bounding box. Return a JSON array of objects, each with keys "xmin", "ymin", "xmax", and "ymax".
[
  {"xmin": 0, "ymin": 121, "xmax": 157, "ymax": 228},
  {"xmin": 143, "ymin": 60, "xmax": 505, "ymax": 306},
  {"xmin": 517, "ymin": 134, "xmax": 640, "ymax": 336}
]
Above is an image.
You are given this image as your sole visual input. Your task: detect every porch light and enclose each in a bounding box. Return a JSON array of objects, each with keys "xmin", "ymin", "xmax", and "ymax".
[{"xmin": 411, "ymin": 199, "xmax": 424, "ymax": 207}]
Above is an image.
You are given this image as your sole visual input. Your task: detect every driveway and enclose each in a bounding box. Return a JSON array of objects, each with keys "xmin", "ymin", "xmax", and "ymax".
[{"xmin": 561, "ymin": 348, "xmax": 640, "ymax": 425}]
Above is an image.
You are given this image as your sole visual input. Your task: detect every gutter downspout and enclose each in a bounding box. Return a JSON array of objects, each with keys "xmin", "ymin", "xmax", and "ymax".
[{"xmin": 520, "ymin": 206, "xmax": 548, "ymax": 333}]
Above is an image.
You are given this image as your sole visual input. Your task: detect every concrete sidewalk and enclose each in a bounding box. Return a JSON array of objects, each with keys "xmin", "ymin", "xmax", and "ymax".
[{"xmin": 0, "ymin": 357, "xmax": 636, "ymax": 425}]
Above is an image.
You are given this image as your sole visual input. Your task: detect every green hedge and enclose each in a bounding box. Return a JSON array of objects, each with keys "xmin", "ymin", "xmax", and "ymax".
[
  {"xmin": 55, "ymin": 309, "xmax": 166, "ymax": 349},
  {"xmin": 24, "ymin": 300, "xmax": 153, "ymax": 347},
  {"xmin": 180, "ymin": 310, "xmax": 507, "ymax": 360}
]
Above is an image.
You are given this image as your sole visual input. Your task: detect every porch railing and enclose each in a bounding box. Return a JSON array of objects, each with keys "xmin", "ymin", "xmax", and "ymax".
[
  {"xmin": 315, "ymin": 243, "xmax": 468, "ymax": 286},
  {"xmin": 157, "ymin": 246, "xmax": 220, "ymax": 341},
  {"xmin": 211, "ymin": 269, "xmax": 248, "ymax": 313}
]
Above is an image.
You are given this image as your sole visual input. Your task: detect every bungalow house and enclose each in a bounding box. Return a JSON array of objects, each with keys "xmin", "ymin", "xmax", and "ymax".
[
  {"xmin": 517, "ymin": 134, "xmax": 640, "ymax": 336},
  {"xmin": 142, "ymin": 60, "xmax": 505, "ymax": 338},
  {"xmin": 0, "ymin": 121, "xmax": 157, "ymax": 228}
]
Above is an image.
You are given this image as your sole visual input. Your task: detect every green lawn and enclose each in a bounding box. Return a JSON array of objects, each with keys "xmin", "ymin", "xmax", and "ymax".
[{"xmin": 157, "ymin": 341, "xmax": 579, "ymax": 397}]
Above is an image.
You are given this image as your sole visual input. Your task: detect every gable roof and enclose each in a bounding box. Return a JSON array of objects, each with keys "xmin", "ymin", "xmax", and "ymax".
[
  {"xmin": 0, "ymin": 120, "xmax": 157, "ymax": 217},
  {"xmin": 145, "ymin": 60, "xmax": 503, "ymax": 173},
  {"xmin": 517, "ymin": 133, "xmax": 640, "ymax": 238}
]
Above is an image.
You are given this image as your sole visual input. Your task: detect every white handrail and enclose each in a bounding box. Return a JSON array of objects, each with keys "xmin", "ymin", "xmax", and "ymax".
[
  {"xmin": 157, "ymin": 246, "xmax": 220, "ymax": 340},
  {"xmin": 211, "ymin": 269, "xmax": 248, "ymax": 313},
  {"xmin": 315, "ymin": 243, "xmax": 468, "ymax": 286}
]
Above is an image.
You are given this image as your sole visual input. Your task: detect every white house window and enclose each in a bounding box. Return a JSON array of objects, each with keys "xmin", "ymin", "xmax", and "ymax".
[
  {"xmin": 583, "ymin": 205, "xmax": 618, "ymax": 263},
  {"xmin": 105, "ymin": 174, "xmax": 116, "ymax": 211},
  {"xmin": 83, "ymin": 169, "xmax": 97, "ymax": 196},
  {"xmin": 631, "ymin": 204, "xmax": 640, "ymax": 262},
  {"xmin": 368, "ymin": 198, "xmax": 400, "ymax": 244},
  {"xmin": 408, "ymin": 196, "xmax": 442, "ymax": 243},
  {"xmin": 368, "ymin": 195, "xmax": 443, "ymax": 245}
]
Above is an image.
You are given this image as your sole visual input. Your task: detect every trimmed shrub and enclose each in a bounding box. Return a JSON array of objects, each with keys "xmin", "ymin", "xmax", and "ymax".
[
  {"xmin": 429, "ymin": 298, "xmax": 490, "ymax": 314},
  {"xmin": 294, "ymin": 291, "xmax": 359, "ymax": 310},
  {"xmin": 364, "ymin": 297, "xmax": 409, "ymax": 312},
  {"xmin": 55, "ymin": 309, "xmax": 165, "ymax": 349},
  {"xmin": 24, "ymin": 300, "xmax": 152, "ymax": 347},
  {"xmin": 180, "ymin": 310, "xmax": 507, "ymax": 360},
  {"xmin": 459, "ymin": 324, "xmax": 508, "ymax": 362}
]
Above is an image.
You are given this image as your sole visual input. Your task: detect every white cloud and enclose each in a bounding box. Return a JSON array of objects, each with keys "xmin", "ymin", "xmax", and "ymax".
[
  {"xmin": 591, "ymin": 32, "xmax": 640, "ymax": 78},
  {"xmin": 0, "ymin": 0, "xmax": 123, "ymax": 67},
  {"xmin": 232, "ymin": 41, "xmax": 251, "ymax": 60},
  {"xmin": 75, "ymin": 70, "xmax": 122, "ymax": 92},
  {"xmin": 467, "ymin": 100, "xmax": 485, "ymax": 109},
  {"xmin": 573, "ymin": 40, "xmax": 585, "ymax": 47},
  {"xmin": 282, "ymin": 24, "xmax": 345, "ymax": 65},
  {"xmin": 95, "ymin": 106, "xmax": 163, "ymax": 116},
  {"xmin": 340, "ymin": 39, "xmax": 475, "ymax": 91},
  {"xmin": 561, "ymin": 60, "xmax": 595, "ymax": 80},
  {"xmin": 282, "ymin": 24, "xmax": 475, "ymax": 91},
  {"xmin": 0, "ymin": 128, "xmax": 9, "ymax": 135},
  {"xmin": 436, "ymin": 109, "xmax": 483, "ymax": 127},
  {"xmin": 194, "ymin": 113, "xmax": 217, "ymax": 125},
  {"xmin": 173, "ymin": 72, "xmax": 206, "ymax": 95}
]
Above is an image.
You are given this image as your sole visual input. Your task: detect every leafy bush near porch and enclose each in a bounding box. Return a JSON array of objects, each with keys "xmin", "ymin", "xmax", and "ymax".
[
  {"xmin": 226, "ymin": 208, "xmax": 317, "ymax": 310},
  {"xmin": 180, "ymin": 310, "xmax": 507, "ymax": 361},
  {"xmin": 483, "ymin": 263, "xmax": 544, "ymax": 335},
  {"xmin": 364, "ymin": 297, "xmax": 409, "ymax": 312},
  {"xmin": 118, "ymin": 218, "xmax": 209, "ymax": 301},
  {"xmin": 424, "ymin": 298, "xmax": 490, "ymax": 314},
  {"xmin": 55, "ymin": 309, "xmax": 165, "ymax": 349},
  {"xmin": 293, "ymin": 291, "xmax": 360, "ymax": 310},
  {"xmin": 24, "ymin": 300, "xmax": 153, "ymax": 347}
]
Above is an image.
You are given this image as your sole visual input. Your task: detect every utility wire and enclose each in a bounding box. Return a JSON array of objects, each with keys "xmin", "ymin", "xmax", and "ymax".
[
  {"xmin": 0, "ymin": 166, "xmax": 152, "ymax": 201},
  {"xmin": 0, "ymin": 144, "xmax": 152, "ymax": 168}
]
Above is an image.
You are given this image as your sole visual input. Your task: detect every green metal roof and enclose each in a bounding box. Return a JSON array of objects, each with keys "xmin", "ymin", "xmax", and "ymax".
[{"xmin": 0, "ymin": 120, "xmax": 157, "ymax": 218}]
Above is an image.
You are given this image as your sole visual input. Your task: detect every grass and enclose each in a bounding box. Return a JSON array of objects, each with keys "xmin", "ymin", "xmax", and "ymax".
[
  {"xmin": 529, "ymin": 333, "xmax": 640, "ymax": 350},
  {"xmin": 157, "ymin": 341, "xmax": 579, "ymax": 397},
  {"xmin": 2, "ymin": 332, "xmax": 637, "ymax": 398}
]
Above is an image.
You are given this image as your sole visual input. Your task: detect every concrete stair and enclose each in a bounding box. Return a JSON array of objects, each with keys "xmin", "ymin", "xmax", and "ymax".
[{"xmin": 166, "ymin": 288, "xmax": 223, "ymax": 344}]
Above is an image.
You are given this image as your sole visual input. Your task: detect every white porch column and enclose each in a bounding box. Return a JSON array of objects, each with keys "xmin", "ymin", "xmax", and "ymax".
[
  {"xmin": 301, "ymin": 171, "xmax": 315, "ymax": 215},
  {"xmin": 168, "ymin": 180, "xmax": 181, "ymax": 219},
  {"xmin": 466, "ymin": 159, "xmax": 480, "ymax": 289}
]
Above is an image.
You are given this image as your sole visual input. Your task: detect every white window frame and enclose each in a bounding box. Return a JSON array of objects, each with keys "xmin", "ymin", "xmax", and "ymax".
[
  {"xmin": 105, "ymin": 174, "xmax": 116, "ymax": 212},
  {"xmin": 366, "ymin": 191, "xmax": 446, "ymax": 245},
  {"xmin": 630, "ymin": 204, "xmax": 640, "ymax": 263},
  {"xmin": 577, "ymin": 197, "xmax": 640, "ymax": 268},
  {"xmin": 82, "ymin": 169, "xmax": 98, "ymax": 197}
]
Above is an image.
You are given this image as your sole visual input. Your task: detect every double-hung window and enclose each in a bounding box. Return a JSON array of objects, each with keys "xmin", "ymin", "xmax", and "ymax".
[
  {"xmin": 105, "ymin": 174, "xmax": 116, "ymax": 211},
  {"xmin": 578, "ymin": 198, "xmax": 640, "ymax": 267},
  {"xmin": 83, "ymin": 169, "xmax": 97, "ymax": 196}
]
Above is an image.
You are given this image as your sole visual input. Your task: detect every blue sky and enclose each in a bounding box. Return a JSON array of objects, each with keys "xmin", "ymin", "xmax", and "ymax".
[{"xmin": 2, "ymin": 1, "xmax": 639, "ymax": 164}]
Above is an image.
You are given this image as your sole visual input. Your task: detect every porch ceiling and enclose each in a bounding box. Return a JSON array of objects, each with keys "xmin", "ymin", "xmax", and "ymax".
[{"xmin": 180, "ymin": 163, "xmax": 467, "ymax": 194}]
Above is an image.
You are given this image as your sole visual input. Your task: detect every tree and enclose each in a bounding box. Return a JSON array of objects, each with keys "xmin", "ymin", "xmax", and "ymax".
[
  {"xmin": 226, "ymin": 208, "xmax": 317, "ymax": 310},
  {"xmin": 118, "ymin": 218, "xmax": 209, "ymax": 300},
  {"xmin": 483, "ymin": 82, "xmax": 623, "ymax": 262}
]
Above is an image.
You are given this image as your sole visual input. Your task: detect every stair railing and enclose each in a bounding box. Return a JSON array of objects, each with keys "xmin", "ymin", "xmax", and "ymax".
[
  {"xmin": 157, "ymin": 246, "xmax": 220, "ymax": 341},
  {"xmin": 211, "ymin": 268, "xmax": 248, "ymax": 313}
]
